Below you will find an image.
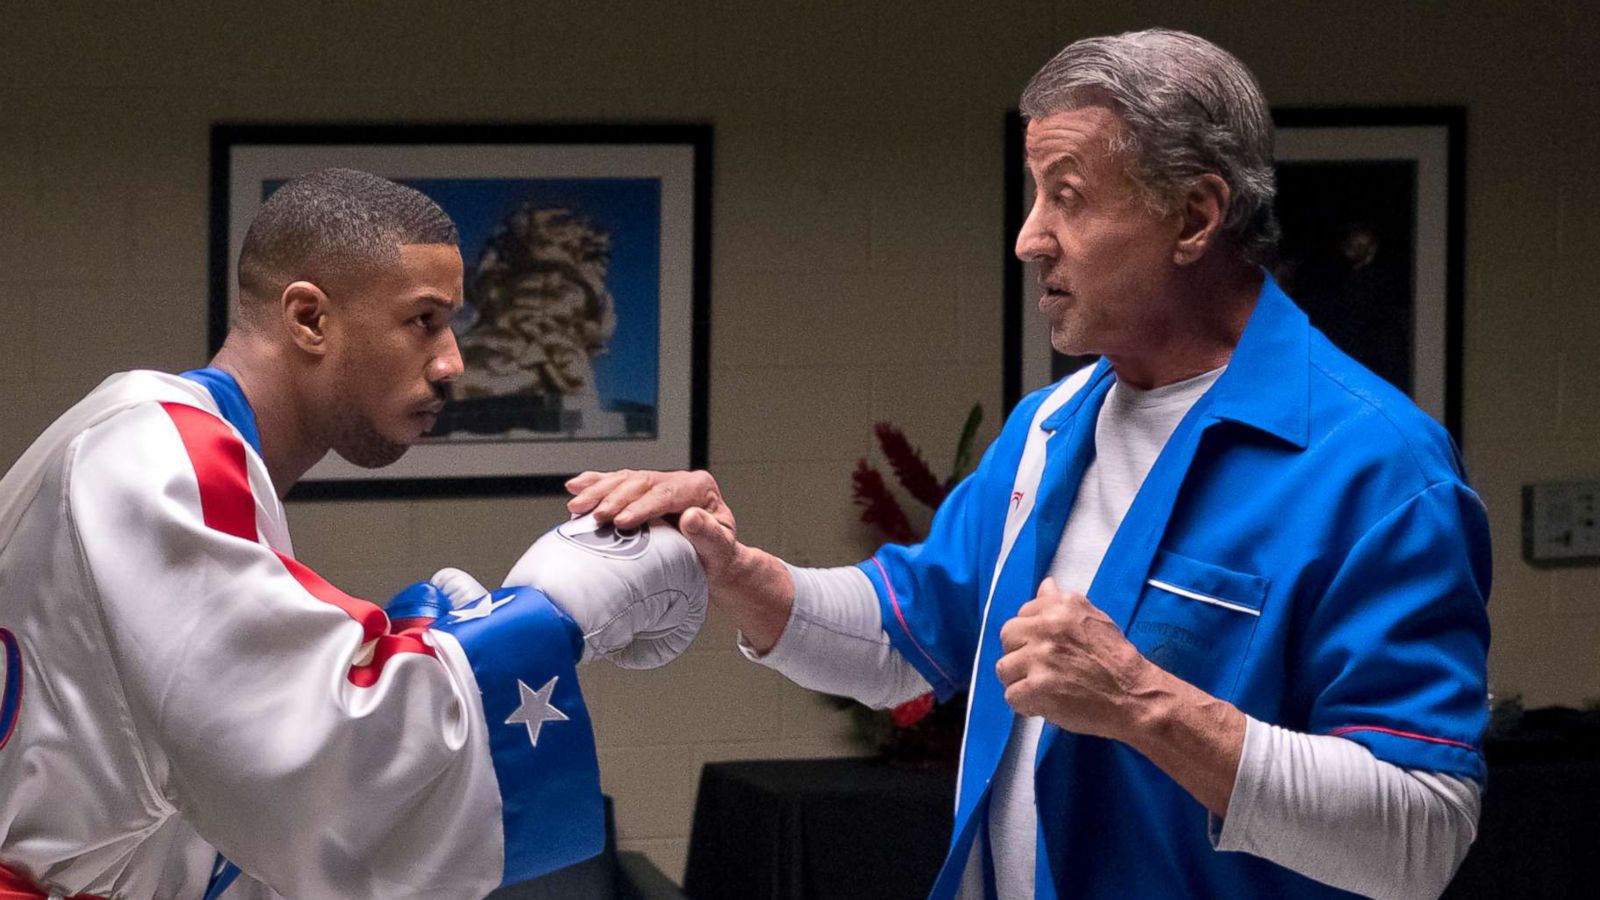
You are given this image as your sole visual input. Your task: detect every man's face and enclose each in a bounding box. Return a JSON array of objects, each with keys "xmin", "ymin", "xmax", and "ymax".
[
  {"xmin": 1016, "ymin": 106, "xmax": 1184, "ymax": 358},
  {"xmin": 322, "ymin": 243, "xmax": 465, "ymax": 467}
]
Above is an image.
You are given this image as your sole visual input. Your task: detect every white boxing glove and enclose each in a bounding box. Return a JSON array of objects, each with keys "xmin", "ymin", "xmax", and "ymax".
[
  {"xmin": 430, "ymin": 566, "xmax": 490, "ymax": 609},
  {"xmin": 504, "ymin": 513, "xmax": 708, "ymax": 669}
]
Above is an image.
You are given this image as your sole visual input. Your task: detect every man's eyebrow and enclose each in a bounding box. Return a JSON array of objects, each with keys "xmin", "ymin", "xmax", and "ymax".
[
  {"xmin": 1038, "ymin": 153, "xmax": 1085, "ymax": 184},
  {"xmin": 414, "ymin": 294, "xmax": 461, "ymax": 312}
]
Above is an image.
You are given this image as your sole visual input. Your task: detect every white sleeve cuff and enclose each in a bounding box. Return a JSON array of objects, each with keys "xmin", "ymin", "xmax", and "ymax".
[{"xmin": 736, "ymin": 564, "xmax": 930, "ymax": 709}]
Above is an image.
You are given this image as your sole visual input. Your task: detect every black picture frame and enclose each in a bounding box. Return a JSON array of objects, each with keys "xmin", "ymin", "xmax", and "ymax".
[
  {"xmin": 210, "ymin": 123, "xmax": 712, "ymax": 500},
  {"xmin": 1002, "ymin": 107, "xmax": 1466, "ymax": 443}
]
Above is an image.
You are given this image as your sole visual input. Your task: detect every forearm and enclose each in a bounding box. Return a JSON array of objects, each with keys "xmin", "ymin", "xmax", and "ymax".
[
  {"xmin": 713, "ymin": 541, "xmax": 796, "ymax": 653},
  {"xmin": 1216, "ymin": 717, "xmax": 1480, "ymax": 899},
  {"xmin": 741, "ymin": 564, "xmax": 932, "ymax": 709},
  {"xmin": 1119, "ymin": 662, "xmax": 1247, "ymax": 817}
]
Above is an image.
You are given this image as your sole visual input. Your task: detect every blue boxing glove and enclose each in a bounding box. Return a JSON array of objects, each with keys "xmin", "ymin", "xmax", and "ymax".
[{"xmin": 386, "ymin": 568, "xmax": 492, "ymax": 629}]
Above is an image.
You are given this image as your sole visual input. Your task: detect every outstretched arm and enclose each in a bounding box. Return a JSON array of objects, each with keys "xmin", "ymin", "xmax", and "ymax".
[
  {"xmin": 566, "ymin": 469, "xmax": 794, "ymax": 652},
  {"xmin": 565, "ymin": 470, "xmax": 930, "ymax": 707}
]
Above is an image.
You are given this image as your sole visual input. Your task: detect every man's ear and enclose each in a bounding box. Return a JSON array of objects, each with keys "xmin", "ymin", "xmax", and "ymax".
[
  {"xmin": 1173, "ymin": 173, "xmax": 1232, "ymax": 266},
  {"xmin": 281, "ymin": 281, "xmax": 331, "ymax": 355}
]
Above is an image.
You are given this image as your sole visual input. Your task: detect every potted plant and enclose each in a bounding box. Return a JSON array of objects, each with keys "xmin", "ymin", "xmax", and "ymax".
[{"xmin": 834, "ymin": 404, "xmax": 983, "ymax": 767}]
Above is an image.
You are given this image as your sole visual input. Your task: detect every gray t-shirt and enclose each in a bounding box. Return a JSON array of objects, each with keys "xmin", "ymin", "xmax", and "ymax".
[{"xmin": 982, "ymin": 366, "xmax": 1224, "ymax": 899}]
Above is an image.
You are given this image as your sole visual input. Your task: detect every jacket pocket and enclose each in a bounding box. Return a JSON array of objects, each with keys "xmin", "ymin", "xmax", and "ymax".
[{"xmin": 1126, "ymin": 550, "xmax": 1269, "ymax": 702}]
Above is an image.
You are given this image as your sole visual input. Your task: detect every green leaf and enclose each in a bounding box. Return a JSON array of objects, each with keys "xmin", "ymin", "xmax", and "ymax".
[{"xmin": 946, "ymin": 403, "xmax": 984, "ymax": 488}]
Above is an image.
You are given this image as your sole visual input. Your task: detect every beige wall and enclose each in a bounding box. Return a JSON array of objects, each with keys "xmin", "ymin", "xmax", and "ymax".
[{"xmin": 4, "ymin": 0, "xmax": 1598, "ymax": 881}]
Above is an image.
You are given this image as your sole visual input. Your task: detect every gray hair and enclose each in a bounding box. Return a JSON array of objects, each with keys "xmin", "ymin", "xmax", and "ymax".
[{"xmin": 1020, "ymin": 29, "xmax": 1279, "ymax": 267}]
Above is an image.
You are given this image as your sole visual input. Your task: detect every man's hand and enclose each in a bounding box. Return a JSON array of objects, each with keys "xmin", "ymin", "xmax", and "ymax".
[
  {"xmin": 566, "ymin": 469, "xmax": 742, "ymax": 592},
  {"xmin": 995, "ymin": 578, "xmax": 1156, "ymax": 742},
  {"xmin": 996, "ymin": 578, "xmax": 1245, "ymax": 816},
  {"xmin": 565, "ymin": 469, "xmax": 792, "ymax": 653},
  {"xmin": 567, "ymin": 469, "xmax": 736, "ymax": 535}
]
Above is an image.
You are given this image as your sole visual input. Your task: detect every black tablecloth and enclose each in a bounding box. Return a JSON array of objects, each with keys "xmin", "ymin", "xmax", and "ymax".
[
  {"xmin": 1442, "ymin": 737, "xmax": 1600, "ymax": 899},
  {"xmin": 683, "ymin": 744, "xmax": 1600, "ymax": 900},
  {"xmin": 683, "ymin": 757, "xmax": 956, "ymax": 900}
]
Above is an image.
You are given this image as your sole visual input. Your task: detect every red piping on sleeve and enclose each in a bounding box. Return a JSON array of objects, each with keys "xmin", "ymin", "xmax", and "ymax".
[
  {"xmin": 1328, "ymin": 725, "xmax": 1477, "ymax": 752},
  {"xmin": 870, "ymin": 556, "xmax": 956, "ymax": 690}
]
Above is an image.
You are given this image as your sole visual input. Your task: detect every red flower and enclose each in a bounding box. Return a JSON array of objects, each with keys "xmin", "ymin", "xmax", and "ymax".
[
  {"xmin": 874, "ymin": 423, "xmax": 947, "ymax": 510},
  {"xmin": 890, "ymin": 692, "xmax": 936, "ymax": 728},
  {"xmin": 851, "ymin": 460, "xmax": 917, "ymax": 545}
]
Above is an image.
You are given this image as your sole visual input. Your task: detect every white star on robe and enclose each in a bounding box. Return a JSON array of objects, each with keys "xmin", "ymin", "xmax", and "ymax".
[
  {"xmin": 505, "ymin": 676, "xmax": 568, "ymax": 746},
  {"xmin": 449, "ymin": 592, "xmax": 512, "ymax": 622}
]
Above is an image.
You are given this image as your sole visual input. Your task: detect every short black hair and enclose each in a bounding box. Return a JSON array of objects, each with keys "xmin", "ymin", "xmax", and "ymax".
[{"xmin": 236, "ymin": 167, "xmax": 458, "ymax": 322}]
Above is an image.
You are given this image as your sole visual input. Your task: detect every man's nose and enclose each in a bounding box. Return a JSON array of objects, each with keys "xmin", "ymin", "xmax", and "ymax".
[
  {"xmin": 1014, "ymin": 198, "xmax": 1057, "ymax": 262},
  {"xmin": 431, "ymin": 329, "xmax": 465, "ymax": 383}
]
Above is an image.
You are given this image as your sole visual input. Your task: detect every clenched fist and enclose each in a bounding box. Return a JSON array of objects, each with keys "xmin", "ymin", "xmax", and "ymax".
[{"xmin": 995, "ymin": 578, "xmax": 1155, "ymax": 742}]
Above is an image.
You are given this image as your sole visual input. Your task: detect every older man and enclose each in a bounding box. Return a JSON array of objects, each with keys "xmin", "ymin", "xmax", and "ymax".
[{"xmin": 571, "ymin": 29, "xmax": 1489, "ymax": 900}]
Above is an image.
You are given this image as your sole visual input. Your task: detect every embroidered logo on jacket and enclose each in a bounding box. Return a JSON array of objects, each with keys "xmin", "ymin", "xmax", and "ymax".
[{"xmin": 0, "ymin": 627, "xmax": 22, "ymax": 752}]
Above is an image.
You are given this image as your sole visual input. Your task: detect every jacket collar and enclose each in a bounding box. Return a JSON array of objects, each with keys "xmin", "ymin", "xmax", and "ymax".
[
  {"xmin": 1040, "ymin": 273, "xmax": 1310, "ymax": 449},
  {"xmin": 179, "ymin": 367, "xmax": 265, "ymax": 457},
  {"xmin": 1206, "ymin": 273, "xmax": 1310, "ymax": 448}
]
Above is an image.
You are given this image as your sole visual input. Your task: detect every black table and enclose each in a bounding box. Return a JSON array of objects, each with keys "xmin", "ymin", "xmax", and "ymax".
[
  {"xmin": 684, "ymin": 742, "xmax": 1600, "ymax": 900},
  {"xmin": 683, "ymin": 757, "xmax": 956, "ymax": 900},
  {"xmin": 1441, "ymin": 736, "xmax": 1600, "ymax": 899},
  {"xmin": 488, "ymin": 795, "xmax": 688, "ymax": 900}
]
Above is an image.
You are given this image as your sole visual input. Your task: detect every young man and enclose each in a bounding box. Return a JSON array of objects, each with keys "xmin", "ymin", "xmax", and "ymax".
[
  {"xmin": 0, "ymin": 169, "xmax": 703, "ymax": 898},
  {"xmin": 569, "ymin": 30, "xmax": 1489, "ymax": 899}
]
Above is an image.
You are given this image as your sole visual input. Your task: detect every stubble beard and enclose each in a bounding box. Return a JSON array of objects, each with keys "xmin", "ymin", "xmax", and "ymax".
[
  {"xmin": 1041, "ymin": 267, "xmax": 1088, "ymax": 357},
  {"xmin": 1047, "ymin": 308, "xmax": 1095, "ymax": 358},
  {"xmin": 329, "ymin": 397, "xmax": 410, "ymax": 469}
]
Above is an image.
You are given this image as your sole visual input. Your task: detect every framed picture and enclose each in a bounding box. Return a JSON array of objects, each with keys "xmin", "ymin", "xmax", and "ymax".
[
  {"xmin": 1002, "ymin": 107, "xmax": 1465, "ymax": 442},
  {"xmin": 210, "ymin": 123, "xmax": 712, "ymax": 499}
]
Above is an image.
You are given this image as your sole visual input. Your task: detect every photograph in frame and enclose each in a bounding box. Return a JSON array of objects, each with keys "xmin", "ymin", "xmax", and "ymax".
[
  {"xmin": 210, "ymin": 124, "xmax": 712, "ymax": 499},
  {"xmin": 1003, "ymin": 107, "xmax": 1464, "ymax": 442}
]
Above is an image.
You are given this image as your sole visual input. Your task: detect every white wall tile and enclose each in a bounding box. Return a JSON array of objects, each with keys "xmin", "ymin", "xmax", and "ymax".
[{"xmin": 583, "ymin": 649, "xmax": 787, "ymax": 749}]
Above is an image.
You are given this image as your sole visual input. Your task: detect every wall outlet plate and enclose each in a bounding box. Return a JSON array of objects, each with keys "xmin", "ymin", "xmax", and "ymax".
[{"xmin": 1523, "ymin": 481, "xmax": 1600, "ymax": 566}]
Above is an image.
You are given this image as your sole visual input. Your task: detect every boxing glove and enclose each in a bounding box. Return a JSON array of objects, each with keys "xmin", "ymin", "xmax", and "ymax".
[
  {"xmin": 504, "ymin": 513, "xmax": 708, "ymax": 669},
  {"xmin": 386, "ymin": 580, "xmax": 452, "ymax": 630},
  {"xmin": 430, "ymin": 566, "xmax": 491, "ymax": 609}
]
